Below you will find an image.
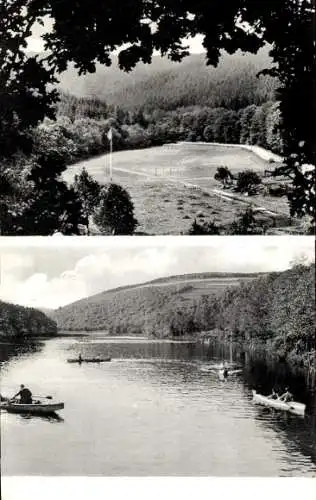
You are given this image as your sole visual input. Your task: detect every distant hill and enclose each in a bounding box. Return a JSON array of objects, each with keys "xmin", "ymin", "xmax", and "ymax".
[
  {"xmin": 52, "ymin": 265, "xmax": 315, "ymax": 362},
  {"xmin": 57, "ymin": 46, "xmax": 277, "ymax": 111},
  {"xmin": 52, "ymin": 272, "xmax": 261, "ymax": 335},
  {"xmin": 0, "ymin": 300, "xmax": 57, "ymax": 340}
]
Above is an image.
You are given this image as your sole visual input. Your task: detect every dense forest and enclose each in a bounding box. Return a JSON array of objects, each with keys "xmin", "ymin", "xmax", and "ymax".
[
  {"xmin": 53, "ymin": 273, "xmax": 259, "ymax": 334},
  {"xmin": 30, "ymin": 50, "xmax": 282, "ymax": 170},
  {"xmin": 58, "ymin": 49, "xmax": 277, "ymax": 111},
  {"xmin": 46, "ymin": 97, "xmax": 282, "ymax": 160},
  {"xmin": 0, "ymin": 300, "xmax": 57, "ymax": 341},
  {"xmin": 53, "ymin": 264, "xmax": 315, "ymax": 361},
  {"xmin": 47, "ymin": 49, "xmax": 282, "ymax": 163}
]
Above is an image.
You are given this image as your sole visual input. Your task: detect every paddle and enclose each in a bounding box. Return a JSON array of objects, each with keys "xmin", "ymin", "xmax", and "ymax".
[{"xmin": 8, "ymin": 395, "xmax": 53, "ymax": 402}]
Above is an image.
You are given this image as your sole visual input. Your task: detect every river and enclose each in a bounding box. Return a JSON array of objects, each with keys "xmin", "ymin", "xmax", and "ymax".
[{"xmin": 1, "ymin": 335, "xmax": 315, "ymax": 476}]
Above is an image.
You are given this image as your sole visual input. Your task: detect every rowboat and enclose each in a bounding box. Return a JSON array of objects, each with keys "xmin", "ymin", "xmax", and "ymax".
[
  {"xmin": 1, "ymin": 401, "xmax": 64, "ymax": 415},
  {"xmin": 67, "ymin": 357, "xmax": 111, "ymax": 363},
  {"xmin": 200, "ymin": 363, "xmax": 239, "ymax": 373},
  {"xmin": 218, "ymin": 368, "xmax": 242, "ymax": 380},
  {"xmin": 252, "ymin": 390, "xmax": 306, "ymax": 416}
]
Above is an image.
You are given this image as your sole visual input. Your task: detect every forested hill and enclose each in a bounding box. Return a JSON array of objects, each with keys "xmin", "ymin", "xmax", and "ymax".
[
  {"xmin": 53, "ymin": 265, "xmax": 315, "ymax": 360},
  {"xmin": 0, "ymin": 300, "xmax": 57, "ymax": 340},
  {"xmin": 52, "ymin": 272, "xmax": 262, "ymax": 334},
  {"xmin": 58, "ymin": 46, "xmax": 277, "ymax": 111}
]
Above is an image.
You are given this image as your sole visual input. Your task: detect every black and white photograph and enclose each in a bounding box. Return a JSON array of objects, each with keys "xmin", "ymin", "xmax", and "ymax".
[
  {"xmin": 0, "ymin": 1, "xmax": 315, "ymax": 499},
  {"xmin": 0, "ymin": 1, "xmax": 314, "ymax": 236},
  {"xmin": 0, "ymin": 237, "xmax": 315, "ymax": 483}
]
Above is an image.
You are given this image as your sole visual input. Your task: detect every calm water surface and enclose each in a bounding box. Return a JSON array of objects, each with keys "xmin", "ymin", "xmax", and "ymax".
[{"xmin": 1, "ymin": 335, "xmax": 315, "ymax": 476}]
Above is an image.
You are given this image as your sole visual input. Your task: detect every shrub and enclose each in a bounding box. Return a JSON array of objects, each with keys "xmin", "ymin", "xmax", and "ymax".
[
  {"xmin": 187, "ymin": 219, "xmax": 221, "ymax": 235},
  {"xmin": 236, "ymin": 170, "xmax": 261, "ymax": 195},
  {"xmin": 214, "ymin": 166, "xmax": 234, "ymax": 187}
]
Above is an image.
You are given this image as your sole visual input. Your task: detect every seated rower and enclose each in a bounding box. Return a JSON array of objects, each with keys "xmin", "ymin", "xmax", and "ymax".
[
  {"xmin": 267, "ymin": 388, "xmax": 279, "ymax": 400},
  {"xmin": 13, "ymin": 384, "xmax": 33, "ymax": 404},
  {"xmin": 279, "ymin": 387, "xmax": 293, "ymax": 403}
]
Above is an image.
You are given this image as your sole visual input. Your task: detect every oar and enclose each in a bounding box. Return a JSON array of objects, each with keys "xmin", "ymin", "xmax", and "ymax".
[
  {"xmin": 7, "ymin": 394, "xmax": 53, "ymax": 401},
  {"xmin": 33, "ymin": 395, "xmax": 53, "ymax": 400}
]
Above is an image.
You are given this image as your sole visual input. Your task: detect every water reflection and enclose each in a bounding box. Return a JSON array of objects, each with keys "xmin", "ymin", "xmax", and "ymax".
[
  {"xmin": 0, "ymin": 340, "xmax": 42, "ymax": 364},
  {"xmin": 9, "ymin": 412, "xmax": 65, "ymax": 424},
  {"xmin": 2, "ymin": 335, "xmax": 316, "ymax": 476}
]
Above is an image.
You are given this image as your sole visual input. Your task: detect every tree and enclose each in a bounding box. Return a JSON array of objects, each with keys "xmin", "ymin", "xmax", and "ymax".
[
  {"xmin": 230, "ymin": 206, "xmax": 264, "ymax": 235},
  {"xmin": 265, "ymin": 102, "xmax": 283, "ymax": 154},
  {"xmin": 12, "ymin": 152, "xmax": 86, "ymax": 235},
  {"xmin": 239, "ymin": 105, "xmax": 258, "ymax": 144},
  {"xmin": 257, "ymin": 1, "xmax": 315, "ymax": 223},
  {"xmin": 249, "ymin": 105, "xmax": 268, "ymax": 147},
  {"xmin": 214, "ymin": 166, "xmax": 234, "ymax": 188},
  {"xmin": 236, "ymin": 170, "xmax": 261, "ymax": 195},
  {"xmin": 214, "ymin": 110, "xmax": 240, "ymax": 144},
  {"xmin": 73, "ymin": 168, "xmax": 101, "ymax": 234},
  {"xmin": 203, "ymin": 125, "xmax": 214, "ymax": 143},
  {"xmin": 93, "ymin": 183, "xmax": 138, "ymax": 235},
  {"xmin": 1, "ymin": 1, "xmax": 315, "ymax": 227},
  {"xmin": 0, "ymin": 1, "xmax": 58, "ymax": 158}
]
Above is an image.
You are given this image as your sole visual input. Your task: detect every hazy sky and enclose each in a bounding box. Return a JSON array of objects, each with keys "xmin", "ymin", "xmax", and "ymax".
[
  {"xmin": 26, "ymin": 17, "xmax": 205, "ymax": 54},
  {"xmin": 27, "ymin": 35, "xmax": 205, "ymax": 54},
  {"xmin": 0, "ymin": 237, "xmax": 314, "ymax": 310}
]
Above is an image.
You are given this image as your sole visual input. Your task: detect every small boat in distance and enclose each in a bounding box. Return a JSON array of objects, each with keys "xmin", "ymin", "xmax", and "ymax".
[
  {"xmin": 200, "ymin": 362, "xmax": 239, "ymax": 373},
  {"xmin": 67, "ymin": 357, "xmax": 111, "ymax": 363},
  {"xmin": 252, "ymin": 390, "xmax": 306, "ymax": 416},
  {"xmin": 218, "ymin": 368, "xmax": 242, "ymax": 380},
  {"xmin": 1, "ymin": 400, "xmax": 64, "ymax": 415}
]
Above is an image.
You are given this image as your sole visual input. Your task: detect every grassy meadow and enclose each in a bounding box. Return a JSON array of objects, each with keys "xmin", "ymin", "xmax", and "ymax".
[{"xmin": 63, "ymin": 143, "xmax": 298, "ymax": 234}]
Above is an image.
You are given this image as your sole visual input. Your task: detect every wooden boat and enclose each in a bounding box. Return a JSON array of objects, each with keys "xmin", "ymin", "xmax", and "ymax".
[
  {"xmin": 1, "ymin": 401, "xmax": 64, "ymax": 415},
  {"xmin": 67, "ymin": 357, "xmax": 111, "ymax": 363},
  {"xmin": 252, "ymin": 390, "xmax": 305, "ymax": 416},
  {"xmin": 200, "ymin": 363, "xmax": 238, "ymax": 373},
  {"xmin": 218, "ymin": 368, "xmax": 242, "ymax": 380}
]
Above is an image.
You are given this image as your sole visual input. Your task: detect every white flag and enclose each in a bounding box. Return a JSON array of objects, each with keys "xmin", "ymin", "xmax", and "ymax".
[{"xmin": 107, "ymin": 128, "xmax": 113, "ymax": 141}]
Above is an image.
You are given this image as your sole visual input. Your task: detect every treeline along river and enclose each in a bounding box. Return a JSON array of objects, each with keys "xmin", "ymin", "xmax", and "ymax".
[{"xmin": 1, "ymin": 335, "xmax": 315, "ymax": 476}]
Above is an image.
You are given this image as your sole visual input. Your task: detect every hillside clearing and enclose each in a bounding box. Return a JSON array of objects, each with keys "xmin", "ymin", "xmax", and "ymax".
[{"xmin": 63, "ymin": 142, "xmax": 300, "ymax": 235}]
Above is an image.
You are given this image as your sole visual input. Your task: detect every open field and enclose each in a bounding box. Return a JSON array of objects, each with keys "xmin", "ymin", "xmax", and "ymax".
[
  {"xmin": 63, "ymin": 142, "xmax": 302, "ymax": 234},
  {"xmin": 130, "ymin": 275, "xmax": 259, "ymax": 302}
]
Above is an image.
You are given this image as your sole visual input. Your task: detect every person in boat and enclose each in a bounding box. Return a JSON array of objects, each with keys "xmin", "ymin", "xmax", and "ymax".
[
  {"xmin": 279, "ymin": 387, "xmax": 293, "ymax": 403},
  {"xmin": 13, "ymin": 384, "xmax": 33, "ymax": 404},
  {"xmin": 267, "ymin": 388, "xmax": 279, "ymax": 400}
]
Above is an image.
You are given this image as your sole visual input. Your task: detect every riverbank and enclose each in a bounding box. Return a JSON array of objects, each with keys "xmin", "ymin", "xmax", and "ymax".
[
  {"xmin": 204, "ymin": 336, "xmax": 316, "ymax": 381},
  {"xmin": 52, "ymin": 329, "xmax": 316, "ymax": 379}
]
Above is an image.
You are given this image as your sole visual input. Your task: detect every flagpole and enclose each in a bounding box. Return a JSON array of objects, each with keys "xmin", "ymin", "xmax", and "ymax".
[
  {"xmin": 107, "ymin": 127, "xmax": 113, "ymax": 182},
  {"xmin": 105, "ymin": 149, "xmax": 107, "ymax": 180},
  {"xmin": 110, "ymin": 133, "xmax": 113, "ymax": 182}
]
